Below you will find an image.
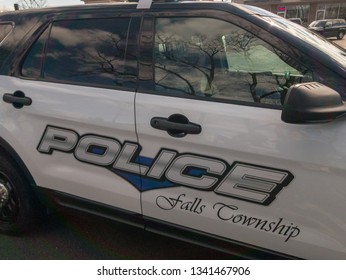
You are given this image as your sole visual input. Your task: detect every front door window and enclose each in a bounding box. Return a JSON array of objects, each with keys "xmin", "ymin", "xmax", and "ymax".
[{"xmin": 154, "ymin": 17, "xmax": 312, "ymax": 107}]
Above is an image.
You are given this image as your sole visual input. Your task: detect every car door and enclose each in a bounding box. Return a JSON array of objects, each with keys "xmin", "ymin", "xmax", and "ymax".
[
  {"xmin": 324, "ymin": 20, "xmax": 334, "ymax": 37},
  {"xmin": 0, "ymin": 14, "xmax": 142, "ymax": 214},
  {"xmin": 135, "ymin": 11, "xmax": 346, "ymax": 259}
]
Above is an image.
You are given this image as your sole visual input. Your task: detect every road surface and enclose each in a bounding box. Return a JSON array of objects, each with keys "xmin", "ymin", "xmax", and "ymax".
[{"xmin": 0, "ymin": 210, "xmax": 237, "ymax": 260}]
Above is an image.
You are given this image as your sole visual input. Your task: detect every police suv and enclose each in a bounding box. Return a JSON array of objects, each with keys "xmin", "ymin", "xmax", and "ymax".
[{"xmin": 0, "ymin": 0, "xmax": 346, "ymax": 259}]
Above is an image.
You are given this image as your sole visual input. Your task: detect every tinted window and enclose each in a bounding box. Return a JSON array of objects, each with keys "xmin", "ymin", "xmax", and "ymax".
[
  {"xmin": 22, "ymin": 27, "xmax": 50, "ymax": 78},
  {"xmin": 155, "ymin": 17, "xmax": 312, "ymax": 106},
  {"xmin": 325, "ymin": 21, "xmax": 333, "ymax": 27},
  {"xmin": 0, "ymin": 22, "xmax": 13, "ymax": 44},
  {"xmin": 23, "ymin": 17, "xmax": 136, "ymax": 89},
  {"xmin": 0, "ymin": 22, "xmax": 14, "ymax": 65},
  {"xmin": 333, "ymin": 20, "xmax": 345, "ymax": 26},
  {"xmin": 309, "ymin": 21, "xmax": 326, "ymax": 27}
]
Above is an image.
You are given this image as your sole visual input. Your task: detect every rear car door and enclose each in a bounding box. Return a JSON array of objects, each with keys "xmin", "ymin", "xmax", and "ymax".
[
  {"xmin": 0, "ymin": 12, "xmax": 142, "ymax": 215},
  {"xmin": 135, "ymin": 9, "xmax": 346, "ymax": 259}
]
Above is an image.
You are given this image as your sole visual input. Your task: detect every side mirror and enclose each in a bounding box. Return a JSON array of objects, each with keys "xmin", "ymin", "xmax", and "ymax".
[{"xmin": 281, "ymin": 82, "xmax": 346, "ymax": 124}]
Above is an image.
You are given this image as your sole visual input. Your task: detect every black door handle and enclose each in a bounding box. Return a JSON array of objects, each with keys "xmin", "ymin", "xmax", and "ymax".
[
  {"xmin": 3, "ymin": 91, "xmax": 32, "ymax": 109},
  {"xmin": 151, "ymin": 114, "xmax": 201, "ymax": 138}
]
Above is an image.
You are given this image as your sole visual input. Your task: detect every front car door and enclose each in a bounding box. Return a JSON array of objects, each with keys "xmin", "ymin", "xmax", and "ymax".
[
  {"xmin": 0, "ymin": 12, "xmax": 143, "ymax": 216},
  {"xmin": 135, "ymin": 7, "xmax": 346, "ymax": 259}
]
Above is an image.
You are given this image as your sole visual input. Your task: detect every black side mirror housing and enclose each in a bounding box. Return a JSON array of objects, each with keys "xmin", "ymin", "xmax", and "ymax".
[{"xmin": 281, "ymin": 82, "xmax": 346, "ymax": 124}]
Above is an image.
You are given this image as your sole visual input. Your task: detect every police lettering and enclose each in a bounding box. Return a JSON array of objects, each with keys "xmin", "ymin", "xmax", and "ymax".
[{"xmin": 37, "ymin": 126, "xmax": 293, "ymax": 205}]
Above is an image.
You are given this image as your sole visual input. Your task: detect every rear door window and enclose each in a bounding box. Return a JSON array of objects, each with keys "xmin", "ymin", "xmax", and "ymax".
[{"xmin": 22, "ymin": 17, "xmax": 137, "ymax": 90}]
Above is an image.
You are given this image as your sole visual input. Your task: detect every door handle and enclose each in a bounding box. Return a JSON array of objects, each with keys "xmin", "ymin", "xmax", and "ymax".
[
  {"xmin": 151, "ymin": 114, "xmax": 201, "ymax": 138},
  {"xmin": 3, "ymin": 91, "xmax": 32, "ymax": 109}
]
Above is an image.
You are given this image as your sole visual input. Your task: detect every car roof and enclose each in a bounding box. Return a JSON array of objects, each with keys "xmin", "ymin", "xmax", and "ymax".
[
  {"xmin": 0, "ymin": 2, "xmax": 239, "ymax": 15},
  {"xmin": 315, "ymin": 19, "xmax": 345, "ymax": 22},
  {"xmin": 0, "ymin": 2, "xmax": 256, "ymax": 23}
]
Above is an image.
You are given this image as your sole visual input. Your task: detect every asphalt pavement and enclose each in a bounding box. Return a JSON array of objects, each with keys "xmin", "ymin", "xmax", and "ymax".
[
  {"xmin": 333, "ymin": 37, "xmax": 346, "ymax": 48},
  {"xmin": 0, "ymin": 209, "xmax": 235, "ymax": 260}
]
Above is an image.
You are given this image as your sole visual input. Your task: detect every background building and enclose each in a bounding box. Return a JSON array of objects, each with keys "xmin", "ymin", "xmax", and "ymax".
[{"xmin": 244, "ymin": 1, "xmax": 346, "ymax": 25}]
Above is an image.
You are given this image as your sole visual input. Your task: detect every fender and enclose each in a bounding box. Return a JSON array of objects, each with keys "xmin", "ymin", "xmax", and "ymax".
[{"xmin": 0, "ymin": 136, "xmax": 36, "ymax": 187}]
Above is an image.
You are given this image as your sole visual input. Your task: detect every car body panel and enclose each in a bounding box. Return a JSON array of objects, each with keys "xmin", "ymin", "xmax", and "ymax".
[
  {"xmin": 0, "ymin": 76, "xmax": 141, "ymax": 213},
  {"xmin": 0, "ymin": 1, "xmax": 346, "ymax": 259},
  {"xmin": 136, "ymin": 92, "xmax": 346, "ymax": 260}
]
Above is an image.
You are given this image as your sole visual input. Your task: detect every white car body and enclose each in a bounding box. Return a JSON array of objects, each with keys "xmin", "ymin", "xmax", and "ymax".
[{"xmin": 0, "ymin": 1, "xmax": 346, "ymax": 259}]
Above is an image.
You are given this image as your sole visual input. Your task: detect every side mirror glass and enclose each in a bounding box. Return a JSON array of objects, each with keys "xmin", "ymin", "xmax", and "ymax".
[{"xmin": 281, "ymin": 82, "xmax": 346, "ymax": 124}]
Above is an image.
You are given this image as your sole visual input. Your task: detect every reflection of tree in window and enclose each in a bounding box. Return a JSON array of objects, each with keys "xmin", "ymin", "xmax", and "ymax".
[
  {"xmin": 155, "ymin": 17, "xmax": 311, "ymax": 106},
  {"xmin": 156, "ymin": 31, "xmax": 225, "ymax": 96},
  {"xmin": 44, "ymin": 18, "xmax": 134, "ymax": 88}
]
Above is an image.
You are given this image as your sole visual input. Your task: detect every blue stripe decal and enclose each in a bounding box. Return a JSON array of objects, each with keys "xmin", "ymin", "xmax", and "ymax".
[
  {"xmin": 113, "ymin": 170, "xmax": 175, "ymax": 191},
  {"xmin": 111, "ymin": 155, "xmax": 175, "ymax": 191}
]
